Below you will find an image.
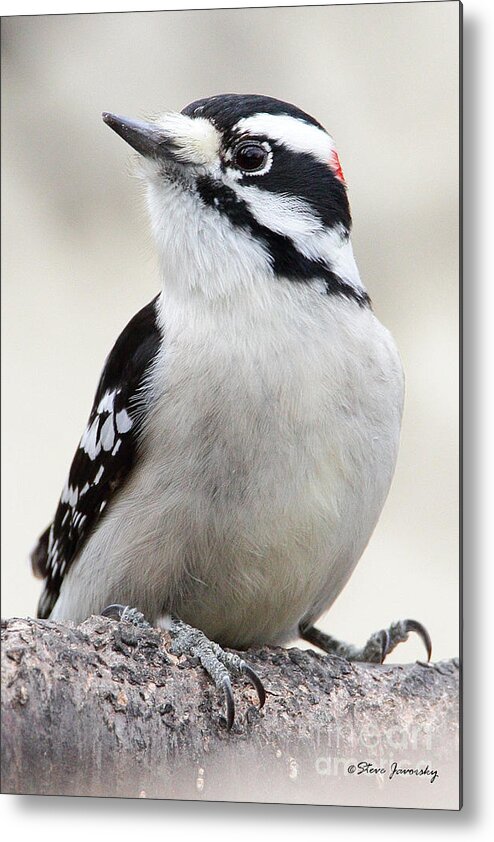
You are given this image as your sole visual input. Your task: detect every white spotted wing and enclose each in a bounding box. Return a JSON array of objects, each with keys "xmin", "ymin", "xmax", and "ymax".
[{"xmin": 32, "ymin": 296, "xmax": 162, "ymax": 618}]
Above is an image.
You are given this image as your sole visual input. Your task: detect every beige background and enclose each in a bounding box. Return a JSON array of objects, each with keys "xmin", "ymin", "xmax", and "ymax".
[{"xmin": 1, "ymin": 2, "xmax": 460, "ymax": 662}]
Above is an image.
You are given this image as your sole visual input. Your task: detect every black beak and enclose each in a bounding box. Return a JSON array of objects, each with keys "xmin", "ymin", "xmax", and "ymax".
[{"xmin": 102, "ymin": 112, "xmax": 171, "ymax": 159}]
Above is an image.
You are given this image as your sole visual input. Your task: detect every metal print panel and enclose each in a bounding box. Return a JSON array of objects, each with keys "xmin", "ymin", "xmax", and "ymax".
[{"xmin": 1, "ymin": 1, "xmax": 461, "ymax": 810}]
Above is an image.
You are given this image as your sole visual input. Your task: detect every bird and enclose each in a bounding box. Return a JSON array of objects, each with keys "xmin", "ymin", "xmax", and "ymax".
[{"xmin": 31, "ymin": 93, "xmax": 431, "ymax": 728}]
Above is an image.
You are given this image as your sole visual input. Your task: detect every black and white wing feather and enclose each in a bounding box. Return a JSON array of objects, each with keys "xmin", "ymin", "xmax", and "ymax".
[{"xmin": 32, "ymin": 295, "xmax": 162, "ymax": 619}]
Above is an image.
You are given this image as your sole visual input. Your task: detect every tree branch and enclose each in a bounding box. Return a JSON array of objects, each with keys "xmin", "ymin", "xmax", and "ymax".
[{"xmin": 1, "ymin": 616, "xmax": 460, "ymax": 807}]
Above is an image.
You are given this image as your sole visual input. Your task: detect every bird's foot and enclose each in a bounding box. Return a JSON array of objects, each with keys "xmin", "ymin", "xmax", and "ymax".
[
  {"xmin": 101, "ymin": 603, "xmax": 151, "ymax": 628},
  {"xmin": 100, "ymin": 604, "xmax": 265, "ymax": 729},
  {"xmin": 300, "ymin": 618, "xmax": 432, "ymax": 664},
  {"xmin": 167, "ymin": 617, "xmax": 266, "ymax": 730}
]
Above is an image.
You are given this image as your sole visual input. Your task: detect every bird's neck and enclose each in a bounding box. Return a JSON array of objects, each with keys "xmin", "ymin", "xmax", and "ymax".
[{"xmin": 148, "ymin": 179, "xmax": 367, "ymax": 303}]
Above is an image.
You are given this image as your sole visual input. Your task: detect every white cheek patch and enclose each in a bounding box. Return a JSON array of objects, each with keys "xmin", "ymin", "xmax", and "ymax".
[
  {"xmin": 231, "ymin": 183, "xmax": 363, "ymax": 292},
  {"xmin": 235, "ymin": 113, "xmax": 336, "ymax": 167},
  {"xmin": 232, "ymin": 185, "xmax": 323, "ymax": 237},
  {"xmin": 301, "ymin": 227, "xmax": 363, "ymax": 292},
  {"xmin": 156, "ymin": 112, "xmax": 220, "ymax": 166}
]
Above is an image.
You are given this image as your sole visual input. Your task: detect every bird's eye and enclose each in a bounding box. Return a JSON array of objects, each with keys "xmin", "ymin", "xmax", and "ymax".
[{"xmin": 232, "ymin": 141, "xmax": 269, "ymax": 173}]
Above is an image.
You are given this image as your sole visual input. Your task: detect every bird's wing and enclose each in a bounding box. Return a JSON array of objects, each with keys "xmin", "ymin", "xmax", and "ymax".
[{"xmin": 32, "ymin": 295, "xmax": 162, "ymax": 619}]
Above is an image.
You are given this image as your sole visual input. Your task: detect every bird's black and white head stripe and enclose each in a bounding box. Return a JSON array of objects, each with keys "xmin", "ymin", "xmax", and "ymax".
[
  {"xmin": 183, "ymin": 94, "xmax": 351, "ymax": 229},
  {"xmin": 104, "ymin": 94, "xmax": 370, "ymax": 306}
]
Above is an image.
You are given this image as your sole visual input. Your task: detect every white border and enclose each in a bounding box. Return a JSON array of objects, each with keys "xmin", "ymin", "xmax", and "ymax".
[
  {"xmin": 0, "ymin": 0, "xmax": 462, "ymax": 20},
  {"xmin": 2, "ymin": 0, "xmax": 492, "ymax": 835}
]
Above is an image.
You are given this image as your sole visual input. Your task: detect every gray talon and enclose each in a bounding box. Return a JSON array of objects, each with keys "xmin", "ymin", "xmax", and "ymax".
[
  {"xmin": 300, "ymin": 618, "xmax": 433, "ymax": 664},
  {"xmin": 222, "ymin": 676, "xmax": 235, "ymax": 731},
  {"xmin": 380, "ymin": 619, "xmax": 432, "ymax": 662},
  {"xmin": 101, "ymin": 603, "xmax": 128, "ymax": 620},
  {"xmin": 100, "ymin": 608, "xmax": 265, "ymax": 728},
  {"xmin": 100, "ymin": 603, "xmax": 151, "ymax": 629},
  {"xmin": 380, "ymin": 628, "xmax": 391, "ymax": 663},
  {"xmin": 242, "ymin": 662, "xmax": 266, "ymax": 708},
  {"xmin": 403, "ymin": 618, "xmax": 432, "ymax": 662},
  {"xmin": 169, "ymin": 617, "xmax": 265, "ymax": 728}
]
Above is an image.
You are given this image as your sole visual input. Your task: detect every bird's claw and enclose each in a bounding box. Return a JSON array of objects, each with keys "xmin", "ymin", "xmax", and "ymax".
[
  {"xmin": 378, "ymin": 618, "xmax": 432, "ymax": 663},
  {"xmin": 221, "ymin": 676, "xmax": 236, "ymax": 731},
  {"xmin": 401, "ymin": 618, "xmax": 432, "ymax": 662},
  {"xmin": 168, "ymin": 617, "xmax": 265, "ymax": 730},
  {"xmin": 242, "ymin": 662, "xmax": 267, "ymax": 708},
  {"xmin": 378, "ymin": 628, "xmax": 391, "ymax": 664},
  {"xmin": 300, "ymin": 617, "xmax": 432, "ymax": 664},
  {"xmin": 100, "ymin": 603, "xmax": 151, "ymax": 629},
  {"xmin": 100, "ymin": 606, "xmax": 265, "ymax": 729}
]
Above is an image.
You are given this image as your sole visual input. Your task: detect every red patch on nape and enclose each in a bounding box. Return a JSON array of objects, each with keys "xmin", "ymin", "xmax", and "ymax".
[{"xmin": 329, "ymin": 149, "xmax": 345, "ymax": 184}]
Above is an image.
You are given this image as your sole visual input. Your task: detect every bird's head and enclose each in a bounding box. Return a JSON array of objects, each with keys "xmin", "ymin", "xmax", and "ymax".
[{"xmin": 103, "ymin": 94, "xmax": 367, "ymax": 304}]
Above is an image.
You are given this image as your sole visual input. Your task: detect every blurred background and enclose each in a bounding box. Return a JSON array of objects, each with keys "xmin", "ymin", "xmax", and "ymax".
[{"xmin": 1, "ymin": 2, "xmax": 460, "ymax": 661}]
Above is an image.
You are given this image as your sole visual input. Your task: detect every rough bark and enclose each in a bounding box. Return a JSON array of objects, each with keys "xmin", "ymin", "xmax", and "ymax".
[{"xmin": 1, "ymin": 616, "xmax": 460, "ymax": 807}]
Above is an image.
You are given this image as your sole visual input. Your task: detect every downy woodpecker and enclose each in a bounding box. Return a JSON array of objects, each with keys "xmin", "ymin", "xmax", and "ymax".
[{"xmin": 31, "ymin": 94, "xmax": 430, "ymax": 727}]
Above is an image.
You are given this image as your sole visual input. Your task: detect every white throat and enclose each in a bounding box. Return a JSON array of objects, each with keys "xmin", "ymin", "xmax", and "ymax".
[{"xmin": 145, "ymin": 170, "xmax": 366, "ymax": 303}]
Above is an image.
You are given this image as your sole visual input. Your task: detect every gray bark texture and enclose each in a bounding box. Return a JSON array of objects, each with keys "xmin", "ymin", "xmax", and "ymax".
[{"xmin": 1, "ymin": 616, "xmax": 460, "ymax": 808}]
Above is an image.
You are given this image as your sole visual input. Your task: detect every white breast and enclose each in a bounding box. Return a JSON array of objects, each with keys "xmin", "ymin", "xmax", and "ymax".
[{"xmin": 52, "ymin": 280, "xmax": 404, "ymax": 647}]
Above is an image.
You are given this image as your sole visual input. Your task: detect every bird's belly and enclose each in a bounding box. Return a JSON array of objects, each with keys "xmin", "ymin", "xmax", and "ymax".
[
  {"xmin": 167, "ymin": 421, "xmax": 395, "ymax": 647},
  {"xmin": 56, "ymin": 301, "xmax": 403, "ymax": 644}
]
